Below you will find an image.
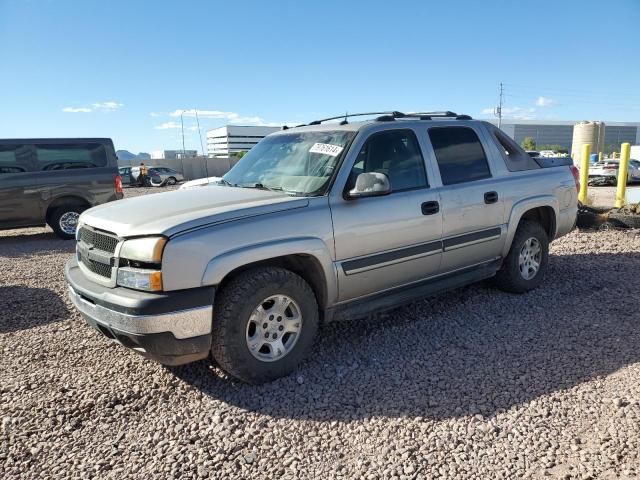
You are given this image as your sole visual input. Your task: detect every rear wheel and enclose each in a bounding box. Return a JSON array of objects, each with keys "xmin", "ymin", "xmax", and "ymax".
[
  {"xmin": 495, "ymin": 220, "xmax": 549, "ymax": 293},
  {"xmin": 49, "ymin": 205, "xmax": 86, "ymax": 239},
  {"xmin": 211, "ymin": 267, "xmax": 319, "ymax": 384}
]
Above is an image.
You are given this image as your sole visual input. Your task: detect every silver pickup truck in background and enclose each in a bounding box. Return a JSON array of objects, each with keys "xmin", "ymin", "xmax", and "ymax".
[{"xmin": 65, "ymin": 111, "xmax": 579, "ymax": 383}]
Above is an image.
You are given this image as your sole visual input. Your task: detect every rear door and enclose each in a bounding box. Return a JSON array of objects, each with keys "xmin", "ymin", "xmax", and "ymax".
[
  {"xmin": 425, "ymin": 126, "xmax": 506, "ymax": 273},
  {"xmin": 330, "ymin": 128, "xmax": 443, "ymax": 302},
  {"xmin": 0, "ymin": 143, "xmax": 40, "ymax": 227}
]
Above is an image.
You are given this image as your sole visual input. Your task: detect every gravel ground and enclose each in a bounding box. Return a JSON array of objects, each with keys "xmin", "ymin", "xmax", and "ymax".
[{"xmin": 2, "ymin": 187, "xmax": 640, "ymax": 479}]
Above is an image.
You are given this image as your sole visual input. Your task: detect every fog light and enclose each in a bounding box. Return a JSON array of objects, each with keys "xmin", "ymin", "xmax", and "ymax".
[{"xmin": 117, "ymin": 267, "xmax": 163, "ymax": 291}]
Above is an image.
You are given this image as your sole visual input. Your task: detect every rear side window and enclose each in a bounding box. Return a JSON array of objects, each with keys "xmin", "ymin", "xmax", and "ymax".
[
  {"xmin": 492, "ymin": 128, "xmax": 540, "ymax": 171},
  {"xmin": 428, "ymin": 127, "xmax": 491, "ymax": 185},
  {"xmin": 35, "ymin": 143, "xmax": 107, "ymax": 171},
  {"xmin": 0, "ymin": 144, "xmax": 31, "ymax": 174}
]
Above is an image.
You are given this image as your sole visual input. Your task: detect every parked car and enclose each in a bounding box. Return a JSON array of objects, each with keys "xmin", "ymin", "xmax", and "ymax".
[
  {"xmin": 148, "ymin": 167, "xmax": 184, "ymax": 186},
  {"xmin": 0, "ymin": 138, "xmax": 123, "ymax": 239},
  {"xmin": 118, "ymin": 167, "xmax": 133, "ymax": 185},
  {"xmin": 539, "ymin": 150, "xmax": 557, "ymax": 158},
  {"xmin": 525, "ymin": 150, "xmax": 540, "ymax": 158},
  {"xmin": 179, "ymin": 176, "xmax": 222, "ymax": 189},
  {"xmin": 129, "ymin": 165, "xmax": 161, "ymax": 186},
  {"xmin": 588, "ymin": 159, "xmax": 640, "ymax": 185},
  {"xmin": 65, "ymin": 111, "xmax": 578, "ymax": 383}
]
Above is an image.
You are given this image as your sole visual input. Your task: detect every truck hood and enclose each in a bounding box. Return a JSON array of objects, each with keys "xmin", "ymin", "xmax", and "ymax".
[{"xmin": 80, "ymin": 186, "xmax": 308, "ymax": 238}]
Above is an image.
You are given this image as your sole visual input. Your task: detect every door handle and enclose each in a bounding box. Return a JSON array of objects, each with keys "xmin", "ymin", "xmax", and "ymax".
[
  {"xmin": 421, "ymin": 201, "xmax": 440, "ymax": 215},
  {"xmin": 484, "ymin": 191, "xmax": 498, "ymax": 204}
]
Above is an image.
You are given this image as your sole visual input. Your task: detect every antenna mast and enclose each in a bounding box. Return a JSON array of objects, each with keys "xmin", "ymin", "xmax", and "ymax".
[
  {"xmin": 495, "ymin": 82, "xmax": 504, "ymax": 128},
  {"xmin": 194, "ymin": 109, "xmax": 209, "ymax": 178}
]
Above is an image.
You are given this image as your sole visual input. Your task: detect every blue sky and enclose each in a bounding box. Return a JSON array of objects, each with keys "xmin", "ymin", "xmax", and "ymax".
[{"xmin": 1, "ymin": 0, "xmax": 639, "ymax": 153}]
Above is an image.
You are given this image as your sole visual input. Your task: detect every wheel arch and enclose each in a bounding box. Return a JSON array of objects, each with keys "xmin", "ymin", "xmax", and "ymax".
[
  {"xmin": 503, "ymin": 196, "xmax": 558, "ymax": 257},
  {"xmin": 201, "ymin": 237, "xmax": 337, "ymax": 311},
  {"xmin": 45, "ymin": 195, "xmax": 91, "ymax": 225}
]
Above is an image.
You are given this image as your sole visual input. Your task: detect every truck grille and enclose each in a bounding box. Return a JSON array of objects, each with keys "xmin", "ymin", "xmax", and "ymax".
[
  {"xmin": 85, "ymin": 259, "xmax": 113, "ymax": 278},
  {"xmin": 79, "ymin": 227, "xmax": 118, "ymax": 254},
  {"xmin": 77, "ymin": 226, "xmax": 119, "ymax": 279}
]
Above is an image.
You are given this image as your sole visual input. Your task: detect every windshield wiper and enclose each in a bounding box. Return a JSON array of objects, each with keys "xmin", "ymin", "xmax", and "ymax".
[{"xmin": 238, "ymin": 183, "xmax": 284, "ymax": 192}]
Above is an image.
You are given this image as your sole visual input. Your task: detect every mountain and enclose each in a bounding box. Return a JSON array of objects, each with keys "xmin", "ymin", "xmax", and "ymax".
[{"xmin": 116, "ymin": 150, "xmax": 151, "ymax": 161}]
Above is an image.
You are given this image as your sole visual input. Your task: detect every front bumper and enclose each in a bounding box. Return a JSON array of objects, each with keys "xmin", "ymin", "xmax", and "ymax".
[{"xmin": 65, "ymin": 258, "xmax": 214, "ymax": 365}]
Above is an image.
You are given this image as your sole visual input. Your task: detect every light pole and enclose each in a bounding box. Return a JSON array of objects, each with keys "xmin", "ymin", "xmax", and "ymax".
[{"xmin": 179, "ymin": 110, "xmax": 186, "ymax": 175}]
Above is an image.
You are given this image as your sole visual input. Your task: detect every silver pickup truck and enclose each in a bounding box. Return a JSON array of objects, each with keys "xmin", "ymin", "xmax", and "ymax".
[{"xmin": 65, "ymin": 111, "xmax": 578, "ymax": 383}]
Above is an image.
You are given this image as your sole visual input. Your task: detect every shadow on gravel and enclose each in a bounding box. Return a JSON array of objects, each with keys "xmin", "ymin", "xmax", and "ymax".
[
  {"xmin": 174, "ymin": 251, "xmax": 640, "ymax": 421},
  {"xmin": 0, "ymin": 286, "xmax": 70, "ymax": 333},
  {"xmin": 0, "ymin": 232, "xmax": 73, "ymax": 258}
]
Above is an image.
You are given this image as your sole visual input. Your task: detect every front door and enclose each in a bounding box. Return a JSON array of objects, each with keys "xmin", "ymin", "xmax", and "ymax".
[{"xmin": 330, "ymin": 128, "xmax": 443, "ymax": 302}]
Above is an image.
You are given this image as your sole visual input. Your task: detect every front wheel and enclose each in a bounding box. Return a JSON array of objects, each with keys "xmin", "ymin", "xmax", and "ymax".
[
  {"xmin": 494, "ymin": 220, "xmax": 549, "ymax": 293},
  {"xmin": 211, "ymin": 267, "xmax": 319, "ymax": 384},
  {"xmin": 166, "ymin": 177, "xmax": 177, "ymax": 185}
]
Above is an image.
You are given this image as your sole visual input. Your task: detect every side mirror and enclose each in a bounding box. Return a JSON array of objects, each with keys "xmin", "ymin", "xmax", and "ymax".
[{"xmin": 346, "ymin": 172, "xmax": 391, "ymax": 199}]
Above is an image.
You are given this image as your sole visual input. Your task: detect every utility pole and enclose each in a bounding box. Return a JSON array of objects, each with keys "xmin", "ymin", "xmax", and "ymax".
[
  {"xmin": 495, "ymin": 82, "xmax": 504, "ymax": 129},
  {"xmin": 180, "ymin": 110, "xmax": 186, "ymax": 155},
  {"xmin": 179, "ymin": 110, "xmax": 186, "ymax": 175}
]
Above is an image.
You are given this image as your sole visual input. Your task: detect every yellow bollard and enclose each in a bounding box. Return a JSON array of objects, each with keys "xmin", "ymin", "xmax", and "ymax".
[
  {"xmin": 578, "ymin": 144, "xmax": 590, "ymax": 204},
  {"xmin": 615, "ymin": 143, "xmax": 631, "ymax": 208},
  {"xmin": 598, "ymin": 152, "xmax": 603, "ymax": 162}
]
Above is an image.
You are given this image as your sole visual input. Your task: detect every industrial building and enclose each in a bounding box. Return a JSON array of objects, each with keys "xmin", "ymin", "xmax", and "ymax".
[
  {"xmin": 207, "ymin": 125, "xmax": 280, "ymax": 158},
  {"xmin": 151, "ymin": 149, "xmax": 198, "ymax": 160},
  {"xmin": 489, "ymin": 120, "xmax": 640, "ymax": 153}
]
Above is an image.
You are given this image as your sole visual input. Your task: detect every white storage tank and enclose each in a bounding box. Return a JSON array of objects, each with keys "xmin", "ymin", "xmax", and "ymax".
[{"xmin": 571, "ymin": 121, "xmax": 605, "ymax": 165}]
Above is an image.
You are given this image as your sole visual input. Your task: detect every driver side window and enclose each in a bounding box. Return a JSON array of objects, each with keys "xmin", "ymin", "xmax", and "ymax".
[{"xmin": 348, "ymin": 130, "xmax": 428, "ymax": 192}]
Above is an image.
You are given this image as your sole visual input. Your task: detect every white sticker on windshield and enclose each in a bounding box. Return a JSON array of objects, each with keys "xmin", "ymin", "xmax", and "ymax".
[{"xmin": 309, "ymin": 143, "xmax": 344, "ymax": 157}]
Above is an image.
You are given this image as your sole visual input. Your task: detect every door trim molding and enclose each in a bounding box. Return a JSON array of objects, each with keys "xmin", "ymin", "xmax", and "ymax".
[
  {"xmin": 341, "ymin": 240, "xmax": 442, "ymax": 275},
  {"xmin": 340, "ymin": 226, "xmax": 504, "ymax": 275},
  {"xmin": 442, "ymin": 227, "xmax": 502, "ymax": 251}
]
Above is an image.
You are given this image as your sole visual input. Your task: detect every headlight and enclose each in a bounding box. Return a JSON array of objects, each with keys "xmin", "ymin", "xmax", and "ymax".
[
  {"xmin": 119, "ymin": 237, "xmax": 167, "ymax": 263},
  {"xmin": 117, "ymin": 267, "xmax": 163, "ymax": 291},
  {"xmin": 117, "ymin": 236, "xmax": 167, "ymax": 291}
]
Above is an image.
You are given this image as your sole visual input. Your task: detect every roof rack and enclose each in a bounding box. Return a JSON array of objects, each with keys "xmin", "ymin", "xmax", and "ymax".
[
  {"xmin": 306, "ymin": 111, "xmax": 403, "ymax": 126},
  {"xmin": 396, "ymin": 111, "xmax": 473, "ymax": 120},
  {"xmin": 301, "ymin": 110, "xmax": 472, "ymax": 126}
]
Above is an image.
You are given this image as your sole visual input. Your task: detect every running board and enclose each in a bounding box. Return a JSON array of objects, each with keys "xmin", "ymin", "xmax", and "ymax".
[{"xmin": 325, "ymin": 259, "xmax": 501, "ymax": 322}]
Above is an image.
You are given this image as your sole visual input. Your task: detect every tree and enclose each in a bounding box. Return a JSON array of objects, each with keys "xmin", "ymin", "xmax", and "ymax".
[
  {"xmin": 521, "ymin": 137, "xmax": 536, "ymax": 150},
  {"xmin": 603, "ymin": 144, "xmax": 619, "ymax": 156},
  {"xmin": 231, "ymin": 151, "xmax": 247, "ymax": 159}
]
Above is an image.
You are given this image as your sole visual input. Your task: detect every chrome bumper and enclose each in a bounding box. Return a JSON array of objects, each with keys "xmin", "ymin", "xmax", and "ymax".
[{"xmin": 67, "ymin": 285, "xmax": 212, "ymax": 340}]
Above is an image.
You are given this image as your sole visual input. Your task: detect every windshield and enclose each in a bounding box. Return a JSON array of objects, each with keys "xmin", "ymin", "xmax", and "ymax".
[{"xmin": 223, "ymin": 130, "xmax": 355, "ymax": 196}]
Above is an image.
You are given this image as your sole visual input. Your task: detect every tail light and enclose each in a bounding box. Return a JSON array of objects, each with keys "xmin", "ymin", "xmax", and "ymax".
[
  {"xmin": 115, "ymin": 175, "xmax": 123, "ymax": 194},
  {"xmin": 569, "ymin": 165, "xmax": 580, "ymax": 192}
]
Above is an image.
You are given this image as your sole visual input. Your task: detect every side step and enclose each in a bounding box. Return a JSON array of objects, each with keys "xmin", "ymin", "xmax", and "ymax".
[{"xmin": 325, "ymin": 259, "xmax": 501, "ymax": 322}]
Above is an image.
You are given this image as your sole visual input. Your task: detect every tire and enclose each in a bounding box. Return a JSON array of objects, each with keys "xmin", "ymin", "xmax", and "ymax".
[
  {"xmin": 494, "ymin": 220, "xmax": 549, "ymax": 294},
  {"xmin": 211, "ymin": 267, "xmax": 319, "ymax": 384},
  {"xmin": 166, "ymin": 177, "xmax": 177, "ymax": 186},
  {"xmin": 49, "ymin": 205, "xmax": 86, "ymax": 240}
]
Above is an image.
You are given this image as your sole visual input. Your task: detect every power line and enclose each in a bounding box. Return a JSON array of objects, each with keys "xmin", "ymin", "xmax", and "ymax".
[{"xmin": 504, "ymin": 83, "xmax": 640, "ymax": 100}]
